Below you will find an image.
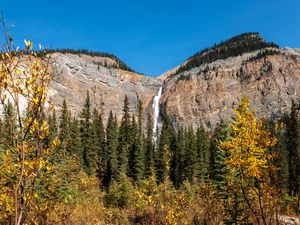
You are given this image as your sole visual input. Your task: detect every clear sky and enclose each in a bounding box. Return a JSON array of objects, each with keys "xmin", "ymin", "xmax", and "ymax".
[{"xmin": 1, "ymin": 0, "xmax": 300, "ymax": 76}]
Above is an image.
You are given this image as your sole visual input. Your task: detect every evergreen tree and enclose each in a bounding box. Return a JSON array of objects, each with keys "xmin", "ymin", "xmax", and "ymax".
[
  {"xmin": 80, "ymin": 91, "xmax": 97, "ymax": 175},
  {"xmin": 93, "ymin": 109, "xmax": 106, "ymax": 182},
  {"xmin": 69, "ymin": 117, "xmax": 82, "ymax": 156},
  {"xmin": 210, "ymin": 121, "xmax": 230, "ymax": 194},
  {"xmin": 137, "ymin": 97, "xmax": 143, "ymax": 137},
  {"xmin": 286, "ymin": 100, "xmax": 300, "ymax": 197},
  {"xmin": 266, "ymin": 118, "xmax": 289, "ymax": 191},
  {"xmin": 128, "ymin": 115, "xmax": 144, "ymax": 182},
  {"xmin": 184, "ymin": 126, "xmax": 198, "ymax": 182},
  {"xmin": 46, "ymin": 109, "xmax": 58, "ymax": 147},
  {"xmin": 117, "ymin": 95, "xmax": 131, "ymax": 176},
  {"xmin": 172, "ymin": 126, "xmax": 186, "ymax": 187},
  {"xmin": 144, "ymin": 113, "xmax": 154, "ymax": 177},
  {"xmin": 196, "ymin": 126, "xmax": 210, "ymax": 182},
  {"xmin": 59, "ymin": 100, "xmax": 70, "ymax": 153},
  {"xmin": 156, "ymin": 110, "xmax": 175, "ymax": 182},
  {"xmin": 104, "ymin": 111, "xmax": 118, "ymax": 187}
]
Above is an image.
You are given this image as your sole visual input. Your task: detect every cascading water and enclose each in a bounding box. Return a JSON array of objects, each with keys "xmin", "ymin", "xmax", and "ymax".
[{"xmin": 152, "ymin": 86, "xmax": 163, "ymax": 142}]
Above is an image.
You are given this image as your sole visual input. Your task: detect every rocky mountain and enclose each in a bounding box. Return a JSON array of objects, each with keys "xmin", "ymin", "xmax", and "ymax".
[
  {"xmin": 159, "ymin": 33, "xmax": 300, "ymax": 130},
  {"xmin": 47, "ymin": 52, "xmax": 162, "ymax": 122},
  {"xmin": 44, "ymin": 33, "xmax": 300, "ymax": 131}
]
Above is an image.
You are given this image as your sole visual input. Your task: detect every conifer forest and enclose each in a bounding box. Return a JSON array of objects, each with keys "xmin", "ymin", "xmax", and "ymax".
[{"xmin": 0, "ymin": 23, "xmax": 300, "ymax": 225}]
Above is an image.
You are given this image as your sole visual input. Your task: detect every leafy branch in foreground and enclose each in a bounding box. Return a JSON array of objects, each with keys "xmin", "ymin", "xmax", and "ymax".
[{"xmin": 0, "ymin": 18, "xmax": 58, "ymax": 224}]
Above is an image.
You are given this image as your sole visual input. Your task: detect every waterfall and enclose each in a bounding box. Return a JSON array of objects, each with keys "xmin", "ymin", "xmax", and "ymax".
[{"xmin": 152, "ymin": 86, "xmax": 162, "ymax": 142}]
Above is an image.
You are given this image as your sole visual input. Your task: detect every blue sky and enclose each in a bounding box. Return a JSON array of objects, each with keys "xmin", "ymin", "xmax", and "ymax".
[{"xmin": 1, "ymin": 0, "xmax": 300, "ymax": 75}]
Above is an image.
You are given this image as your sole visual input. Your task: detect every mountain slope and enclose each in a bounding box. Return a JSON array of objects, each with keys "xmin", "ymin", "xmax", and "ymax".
[{"xmin": 159, "ymin": 46, "xmax": 300, "ymax": 130}]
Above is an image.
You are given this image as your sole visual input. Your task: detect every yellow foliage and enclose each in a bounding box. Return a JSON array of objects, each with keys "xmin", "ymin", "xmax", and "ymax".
[
  {"xmin": 0, "ymin": 29, "xmax": 54, "ymax": 224},
  {"xmin": 219, "ymin": 97, "xmax": 282, "ymax": 224},
  {"xmin": 219, "ymin": 97, "xmax": 277, "ymax": 182}
]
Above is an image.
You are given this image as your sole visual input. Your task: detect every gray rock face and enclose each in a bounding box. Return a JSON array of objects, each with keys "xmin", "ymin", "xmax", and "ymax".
[
  {"xmin": 47, "ymin": 53, "xmax": 162, "ymax": 122},
  {"xmin": 45, "ymin": 48, "xmax": 300, "ymax": 130},
  {"xmin": 159, "ymin": 48, "xmax": 300, "ymax": 130}
]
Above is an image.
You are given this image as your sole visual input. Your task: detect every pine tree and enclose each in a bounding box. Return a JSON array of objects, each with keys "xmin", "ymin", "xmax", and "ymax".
[
  {"xmin": 286, "ymin": 100, "xmax": 300, "ymax": 198},
  {"xmin": 69, "ymin": 117, "xmax": 82, "ymax": 156},
  {"xmin": 80, "ymin": 91, "xmax": 97, "ymax": 175},
  {"xmin": 128, "ymin": 115, "xmax": 144, "ymax": 182},
  {"xmin": 104, "ymin": 111, "xmax": 118, "ymax": 187},
  {"xmin": 59, "ymin": 100, "xmax": 70, "ymax": 153},
  {"xmin": 172, "ymin": 126, "xmax": 186, "ymax": 187},
  {"xmin": 137, "ymin": 97, "xmax": 143, "ymax": 136},
  {"xmin": 196, "ymin": 126, "xmax": 210, "ymax": 182},
  {"xmin": 266, "ymin": 118, "xmax": 289, "ymax": 191},
  {"xmin": 144, "ymin": 113, "xmax": 154, "ymax": 177},
  {"xmin": 156, "ymin": 110, "xmax": 175, "ymax": 182},
  {"xmin": 210, "ymin": 121, "xmax": 230, "ymax": 194},
  {"xmin": 93, "ymin": 109, "xmax": 106, "ymax": 182},
  {"xmin": 47, "ymin": 110, "xmax": 58, "ymax": 147},
  {"xmin": 184, "ymin": 126, "xmax": 198, "ymax": 182},
  {"xmin": 117, "ymin": 95, "xmax": 131, "ymax": 176}
]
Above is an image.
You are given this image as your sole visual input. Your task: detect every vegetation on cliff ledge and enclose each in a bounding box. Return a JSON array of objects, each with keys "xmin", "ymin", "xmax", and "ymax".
[{"xmin": 36, "ymin": 48, "xmax": 138, "ymax": 73}]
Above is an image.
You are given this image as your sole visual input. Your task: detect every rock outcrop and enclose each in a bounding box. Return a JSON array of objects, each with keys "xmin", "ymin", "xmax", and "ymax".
[
  {"xmin": 47, "ymin": 53, "xmax": 162, "ymax": 122},
  {"xmin": 159, "ymin": 48, "xmax": 300, "ymax": 130}
]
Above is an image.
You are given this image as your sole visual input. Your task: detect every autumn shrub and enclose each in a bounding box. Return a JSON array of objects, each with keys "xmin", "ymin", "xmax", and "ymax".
[
  {"xmin": 132, "ymin": 177, "xmax": 188, "ymax": 225},
  {"xmin": 105, "ymin": 172, "xmax": 134, "ymax": 208},
  {"xmin": 46, "ymin": 167, "xmax": 104, "ymax": 225},
  {"xmin": 181, "ymin": 181, "xmax": 224, "ymax": 225}
]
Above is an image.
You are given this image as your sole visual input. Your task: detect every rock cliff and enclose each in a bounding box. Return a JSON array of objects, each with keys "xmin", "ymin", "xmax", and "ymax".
[
  {"xmin": 47, "ymin": 53, "xmax": 162, "ymax": 122},
  {"xmin": 42, "ymin": 33, "xmax": 300, "ymax": 130},
  {"xmin": 160, "ymin": 47, "xmax": 300, "ymax": 130}
]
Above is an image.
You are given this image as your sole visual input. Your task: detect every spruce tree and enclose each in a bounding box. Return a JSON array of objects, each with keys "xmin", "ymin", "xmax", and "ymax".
[
  {"xmin": 47, "ymin": 109, "xmax": 58, "ymax": 147},
  {"xmin": 137, "ymin": 97, "xmax": 143, "ymax": 136},
  {"xmin": 196, "ymin": 126, "xmax": 210, "ymax": 182},
  {"xmin": 172, "ymin": 126, "xmax": 186, "ymax": 187},
  {"xmin": 104, "ymin": 111, "xmax": 118, "ymax": 187},
  {"xmin": 93, "ymin": 109, "xmax": 106, "ymax": 182},
  {"xmin": 128, "ymin": 115, "xmax": 144, "ymax": 182},
  {"xmin": 50, "ymin": 110, "xmax": 58, "ymax": 137},
  {"xmin": 144, "ymin": 113, "xmax": 155, "ymax": 177},
  {"xmin": 210, "ymin": 121, "xmax": 230, "ymax": 194},
  {"xmin": 117, "ymin": 95, "xmax": 131, "ymax": 176},
  {"xmin": 266, "ymin": 118, "xmax": 289, "ymax": 191},
  {"xmin": 80, "ymin": 91, "xmax": 97, "ymax": 175},
  {"xmin": 156, "ymin": 110, "xmax": 175, "ymax": 182},
  {"xmin": 69, "ymin": 117, "xmax": 82, "ymax": 156},
  {"xmin": 286, "ymin": 100, "xmax": 300, "ymax": 197},
  {"xmin": 59, "ymin": 100, "xmax": 70, "ymax": 153},
  {"xmin": 184, "ymin": 126, "xmax": 198, "ymax": 182}
]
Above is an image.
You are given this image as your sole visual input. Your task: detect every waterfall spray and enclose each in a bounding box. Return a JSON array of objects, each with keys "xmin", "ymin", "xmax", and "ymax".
[{"xmin": 152, "ymin": 86, "xmax": 162, "ymax": 142}]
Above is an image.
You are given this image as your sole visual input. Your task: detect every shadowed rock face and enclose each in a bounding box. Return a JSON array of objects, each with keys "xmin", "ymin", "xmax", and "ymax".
[
  {"xmin": 160, "ymin": 48, "xmax": 300, "ymax": 130},
  {"xmin": 45, "ymin": 47, "xmax": 300, "ymax": 130},
  {"xmin": 47, "ymin": 53, "xmax": 162, "ymax": 122}
]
